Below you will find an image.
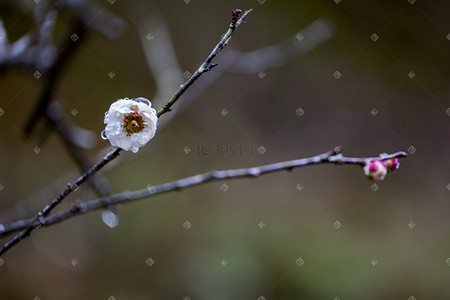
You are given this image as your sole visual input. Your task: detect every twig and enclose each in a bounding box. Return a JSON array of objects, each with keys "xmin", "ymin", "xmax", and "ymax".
[
  {"xmin": 0, "ymin": 9, "xmax": 253, "ymax": 255},
  {"xmin": 157, "ymin": 9, "xmax": 252, "ymax": 117},
  {"xmin": 0, "ymin": 147, "xmax": 407, "ymax": 236},
  {"xmin": 45, "ymin": 101, "xmax": 111, "ymax": 197},
  {"xmin": 143, "ymin": 19, "xmax": 335, "ymax": 124},
  {"xmin": 24, "ymin": 19, "xmax": 86, "ymax": 137},
  {"xmin": 0, "ymin": 148, "xmax": 121, "ymax": 255}
]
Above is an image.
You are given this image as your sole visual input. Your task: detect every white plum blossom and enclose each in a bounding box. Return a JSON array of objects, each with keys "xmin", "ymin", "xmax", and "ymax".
[{"xmin": 103, "ymin": 97, "xmax": 158, "ymax": 153}]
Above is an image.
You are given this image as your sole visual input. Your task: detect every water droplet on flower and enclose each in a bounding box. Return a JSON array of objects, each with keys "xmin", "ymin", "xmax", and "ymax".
[
  {"xmin": 101, "ymin": 130, "xmax": 108, "ymax": 140},
  {"xmin": 134, "ymin": 97, "xmax": 151, "ymax": 106}
]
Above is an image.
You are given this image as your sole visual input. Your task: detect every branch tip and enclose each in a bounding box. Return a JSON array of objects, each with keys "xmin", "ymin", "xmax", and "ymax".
[
  {"xmin": 231, "ymin": 9, "xmax": 243, "ymax": 26},
  {"xmin": 333, "ymin": 145, "xmax": 343, "ymax": 155}
]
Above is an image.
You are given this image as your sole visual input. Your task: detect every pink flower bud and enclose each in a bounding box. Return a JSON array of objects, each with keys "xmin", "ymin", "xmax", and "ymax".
[
  {"xmin": 363, "ymin": 160, "xmax": 387, "ymax": 181},
  {"xmin": 384, "ymin": 158, "xmax": 400, "ymax": 172}
]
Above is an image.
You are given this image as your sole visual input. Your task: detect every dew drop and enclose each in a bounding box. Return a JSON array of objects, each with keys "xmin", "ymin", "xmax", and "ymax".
[
  {"xmin": 134, "ymin": 97, "xmax": 150, "ymax": 106},
  {"xmin": 102, "ymin": 210, "xmax": 119, "ymax": 228},
  {"xmin": 101, "ymin": 130, "xmax": 108, "ymax": 140}
]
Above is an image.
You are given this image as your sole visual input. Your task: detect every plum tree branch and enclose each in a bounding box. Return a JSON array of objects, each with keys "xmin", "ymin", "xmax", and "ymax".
[
  {"xmin": 0, "ymin": 8, "xmax": 253, "ymax": 256},
  {"xmin": 0, "ymin": 147, "xmax": 407, "ymax": 236},
  {"xmin": 157, "ymin": 9, "xmax": 252, "ymax": 117}
]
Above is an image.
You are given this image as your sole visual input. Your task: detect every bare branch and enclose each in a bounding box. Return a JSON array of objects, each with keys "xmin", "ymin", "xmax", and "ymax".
[
  {"xmin": 0, "ymin": 147, "xmax": 408, "ymax": 236},
  {"xmin": 0, "ymin": 147, "xmax": 122, "ymax": 255},
  {"xmin": 157, "ymin": 9, "xmax": 253, "ymax": 117},
  {"xmin": 134, "ymin": 4, "xmax": 184, "ymax": 107},
  {"xmin": 0, "ymin": 8, "xmax": 253, "ymax": 256},
  {"xmin": 152, "ymin": 19, "xmax": 335, "ymax": 121}
]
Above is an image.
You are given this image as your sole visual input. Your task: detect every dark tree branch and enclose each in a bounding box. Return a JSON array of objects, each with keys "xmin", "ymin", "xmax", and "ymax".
[
  {"xmin": 0, "ymin": 147, "xmax": 408, "ymax": 236},
  {"xmin": 0, "ymin": 147, "xmax": 122, "ymax": 255},
  {"xmin": 45, "ymin": 101, "xmax": 111, "ymax": 197},
  {"xmin": 24, "ymin": 19, "xmax": 86, "ymax": 137},
  {"xmin": 0, "ymin": 8, "xmax": 253, "ymax": 256},
  {"xmin": 156, "ymin": 9, "xmax": 252, "ymax": 117}
]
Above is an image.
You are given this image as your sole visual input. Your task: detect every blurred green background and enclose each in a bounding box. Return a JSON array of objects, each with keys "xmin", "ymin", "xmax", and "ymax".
[{"xmin": 1, "ymin": 0, "xmax": 450, "ymax": 299}]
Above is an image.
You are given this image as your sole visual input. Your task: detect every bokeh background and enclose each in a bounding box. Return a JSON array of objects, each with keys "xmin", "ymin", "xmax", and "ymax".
[{"xmin": 1, "ymin": 0, "xmax": 449, "ymax": 299}]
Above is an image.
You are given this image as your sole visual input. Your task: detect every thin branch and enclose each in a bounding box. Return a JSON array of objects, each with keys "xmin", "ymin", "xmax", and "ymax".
[
  {"xmin": 134, "ymin": 3, "xmax": 184, "ymax": 106},
  {"xmin": 147, "ymin": 19, "xmax": 335, "ymax": 125},
  {"xmin": 0, "ymin": 147, "xmax": 408, "ymax": 236},
  {"xmin": 45, "ymin": 101, "xmax": 111, "ymax": 197},
  {"xmin": 157, "ymin": 9, "xmax": 252, "ymax": 117},
  {"xmin": 0, "ymin": 147, "xmax": 122, "ymax": 255},
  {"xmin": 24, "ymin": 19, "xmax": 86, "ymax": 137},
  {"xmin": 0, "ymin": 8, "xmax": 253, "ymax": 256}
]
